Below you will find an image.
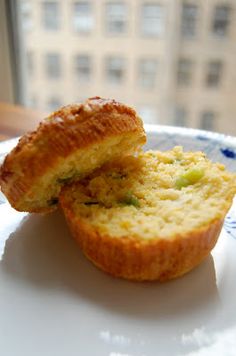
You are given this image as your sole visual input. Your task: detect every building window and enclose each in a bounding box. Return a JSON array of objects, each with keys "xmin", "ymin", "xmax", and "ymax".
[
  {"xmin": 45, "ymin": 53, "xmax": 61, "ymax": 78},
  {"xmin": 139, "ymin": 59, "xmax": 158, "ymax": 89},
  {"xmin": 73, "ymin": 2, "xmax": 94, "ymax": 33},
  {"xmin": 181, "ymin": 3, "xmax": 198, "ymax": 38},
  {"xmin": 105, "ymin": 2, "xmax": 127, "ymax": 34},
  {"xmin": 141, "ymin": 4, "xmax": 165, "ymax": 37},
  {"xmin": 20, "ymin": 1, "xmax": 33, "ymax": 31},
  {"xmin": 138, "ymin": 106, "xmax": 158, "ymax": 124},
  {"xmin": 212, "ymin": 5, "xmax": 230, "ymax": 37},
  {"xmin": 174, "ymin": 107, "xmax": 187, "ymax": 127},
  {"xmin": 177, "ymin": 59, "xmax": 193, "ymax": 85},
  {"xmin": 75, "ymin": 55, "xmax": 91, "ymax": 81},
  {"xmin": 200, "ymin": 111, "xmax": 215, "ymax": 131},
  {"xmin": 206, "ymin": 60, "xmax": 223, "ymax": 87},
  {"xmin": 26, "ymin": 51, "xmax": 34, "ymax": 76},
  {"xmin": 42, "ymin": 1, "xmax": 60, "ymax": 30},
  {"xmin": 47, "ymin": 97, "xmax": 62, "ymax": 112},
  {"xmin": 106, "ymin": 57, "xmax": 125, "ymax": 84}
]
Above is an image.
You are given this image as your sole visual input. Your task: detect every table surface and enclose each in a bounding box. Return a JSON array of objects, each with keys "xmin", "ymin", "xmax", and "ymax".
[{"xmin": 0, "ymin": 102, "xmax": 45, "ymax": 141}]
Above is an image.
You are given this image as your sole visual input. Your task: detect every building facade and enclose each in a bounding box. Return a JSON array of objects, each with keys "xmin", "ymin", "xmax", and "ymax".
[{"xmin": 21, "ymin": 0, "xmax": 236, "ymax": 135}]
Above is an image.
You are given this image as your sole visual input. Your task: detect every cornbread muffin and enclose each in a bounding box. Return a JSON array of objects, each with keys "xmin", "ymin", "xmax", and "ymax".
[
  {"xmin": 0, "ymin": 97, "xmax": 146, "ymax": 212},
  {"xmin": 60, "ymin": 147, "xmax": 236, "ymax": 281}
]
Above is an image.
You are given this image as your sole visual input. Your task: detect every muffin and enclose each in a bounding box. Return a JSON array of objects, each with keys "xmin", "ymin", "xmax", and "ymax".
[
  {"xmin": 0, "ymin": 97, "xmax": 146, "ymax": 212},
  {"xmin": 60, "ymin": 147, "xmax": 236, "ymax": 281}
]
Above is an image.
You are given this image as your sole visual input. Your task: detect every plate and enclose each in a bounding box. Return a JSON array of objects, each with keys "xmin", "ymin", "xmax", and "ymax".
[{"xmin": 1, "ymin": 125, "xmax": 236, "ymax": 356}]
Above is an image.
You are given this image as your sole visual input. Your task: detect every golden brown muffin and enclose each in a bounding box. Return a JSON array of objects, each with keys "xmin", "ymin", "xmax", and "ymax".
[
  {"xmin": 0, "ymin": 97, "xmax": 146, "ymax": 212},
  {"xmin": 60, "ymin": 147, "xmax": 236, "ymax": 282}
]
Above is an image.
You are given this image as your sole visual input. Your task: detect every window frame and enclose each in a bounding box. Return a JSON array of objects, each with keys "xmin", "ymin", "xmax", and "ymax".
[
  {"xmin": 105, "ymin": 2, "xmax": 128, "ymax": 35},
  {"xmin": 138, "ymin": 58, "xmax": 158, "ymax": 89},
  {"xmin": 177, "ymin": 58, "xmax": 193, "ymax": 86},
  {"xmin": 140, "ymin": 3, "xmax": 165, "ymax": 37},
  {"xmin": 72, "ymin": 1, "xmax": 94, "ymax": 34},
  {"xmin": 74, "ymin": 54, "xmax": 92, "ymax": 82},
  {"xmin": 181, "ymin": 3, "xmax": 198, "ymax": 39},
  {"xmin": 42, "ymin": 1, "xmax": 60, "ymax": 31},
  {"xmin": 206, "ymin": 60, "xmax": 223, "ymax": 88},
  {"xmin": 45, "ymin": 52, "xmax": 62, "ymax": 79},
  {"xmin": 105, "ymin": 56, "xmax": 126, "ymax": 85},
  {"xmin": 212, "ymin": 4, "xmax": 231, "ymax": 37},
  {"xmin": 20, "ymin": 0, "xmax": 33, "ymax": 32}
]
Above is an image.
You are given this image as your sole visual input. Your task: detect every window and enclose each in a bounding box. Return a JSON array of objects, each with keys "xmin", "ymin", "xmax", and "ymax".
[
  {"xmin": 75, "ymin": 55, "xmax": 91, "ymax": 81},
  {"xmin": 177, "ymin": 59, "xmax": 193, "ymax": 85},
  {"xmin": 20, "ymin": 1, "xmax": 33, "ymax": 31},
  {"xmin": 138, "ymin": 106, "xmax": 158, "ymax": 124},
  {"xmin": 200, "ymin": 111, "xmax": 215, "ymax": 131},
  {"xmin": 206, "ymin": 60, "xmax": 223, "ymax": 87},
  {"xmin": 212, "ymin": 5, "xmax": 230, "ymax": 37},
  {"xmin": 105, "ymin": 2, "xmax": 127, "ymax": 34},
  {"xmin": 42, "ymin": 1, "xmax": 60, "ymax": 30},
  {"xmin": 174, "ymin": 107, "xmax": 187, "ymax": 127},
  {"xmin": 141, "ymin": 4, "xmax": 165, "ymax": 36},
  {"xmin": 4, "ymin": 0, "xmax": 235, "ymax": 137},
  {"xmin": 106, "ymin": 57, "xmax": 125, "ymax": 84},
  {"xmin": 47, "ymin": 97, "xmax": 62, "ymax": 111},
  {"xmin": 181, "ymin": 3, "xmax": 198, "ymax": 38},
  {"xmin": 45, "ymin": 53, "xmax": 61, "ymax": 78},
  {"xmin": 73, "ymin": 2, "xmax": 94, "ymax": 33},
  {"xmin": 139, "ymin": 59, "xmax": 158, "ymax": 89}
]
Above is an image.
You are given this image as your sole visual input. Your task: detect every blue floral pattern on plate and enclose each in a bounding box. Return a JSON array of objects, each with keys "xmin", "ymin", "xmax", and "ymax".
[{"xmin": 224, "ymin": 215, "xmax": 236, "ymax": 240}]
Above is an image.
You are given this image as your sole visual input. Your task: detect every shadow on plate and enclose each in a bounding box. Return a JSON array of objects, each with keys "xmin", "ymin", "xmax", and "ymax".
[{"xmin": 1, "ymin": 210, "xmax": 220, "ymax": 322}]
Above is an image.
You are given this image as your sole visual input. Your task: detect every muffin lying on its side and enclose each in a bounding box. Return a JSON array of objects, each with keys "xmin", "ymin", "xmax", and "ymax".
[
  {"xmin": 60, "ymin": 147, "xmax": 236, "ymax": 281},
  {"xmin": 0, "ymin": 97, "xmax": 145, "ymax": 213}
]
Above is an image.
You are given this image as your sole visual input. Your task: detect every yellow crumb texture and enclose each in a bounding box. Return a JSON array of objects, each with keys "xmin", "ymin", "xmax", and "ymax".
[
  {"xmin": 60, "ymin": 146, "xmax": 236, "ymax": 281},
  {"xmin": 63, "ymin": 146, "xmax": 236, "ymax": 240}
]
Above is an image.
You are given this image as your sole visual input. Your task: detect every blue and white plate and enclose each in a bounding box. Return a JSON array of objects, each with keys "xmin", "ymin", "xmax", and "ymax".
[{"xmin": 0, "ymin": 125, "xmax": 236, "ymax": 356}]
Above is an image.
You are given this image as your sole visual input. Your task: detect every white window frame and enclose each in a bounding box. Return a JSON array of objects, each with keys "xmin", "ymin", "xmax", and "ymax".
[
  {"xmin": 42, "ymin": 1, "xmax": 60, "ymax": 31},
  {"xmin": 177, "ymin": 58, "xmax": 193, "ymax": 85},
  {"xmin": 73, "ymin": 1, "xmax": 94, "ymax": 34},
  {"xmin": 45, "ymin": 52, "xmax": 62, "ymax": 79},
  {"xmin": 206, "ymin": 60, "xmax": 223, "ymax": 88},
  {"xmin": 105, "ymin": 2, "xmax": 127, "ymax": 35},
  {"xmin": 141, "ymin": 3, "xmax": 165, "ymax": 37},
  {"xmin": 21, "ymin": 0, "xmax": 33, "ymax": 31},
  {"xmin": 74, "ymin": 54, "xmax": 91, "ymax": 81},
  {"xmin": 138, "ymin": 58, "xmax": 158, "ymax": 89},
  {"xmin": 181, "ymin": 3, "xmax": 198, "ymax": 38},
  {"xmin": 106, "ymin": 56, "xmax": 126, "ymax": 85},
  {"xmin": 212, "ymin": 5, "xmax": 231, "ymax": 37}
]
